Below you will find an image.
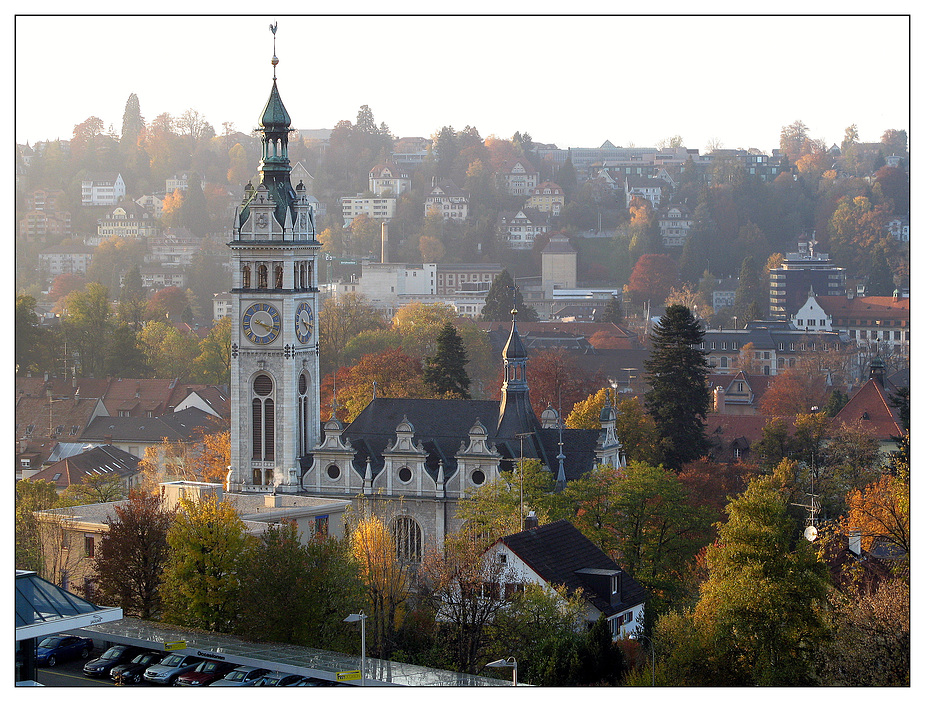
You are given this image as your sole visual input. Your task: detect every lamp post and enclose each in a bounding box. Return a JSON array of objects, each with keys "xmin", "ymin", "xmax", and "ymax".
[
  {"xmin": 486, "ymin": 656, "xmax": 517, "ymax": 686},
  {"xmin": 636, "ymin": 634, "xmax": 655, "ymax": 686},
  {"xmin": 344, "ymin": 611, "xmax": 367, "ymax": 686},
  {"xmin": 515, "ymin": 433, "xmax": 533, "ymax": 531}
]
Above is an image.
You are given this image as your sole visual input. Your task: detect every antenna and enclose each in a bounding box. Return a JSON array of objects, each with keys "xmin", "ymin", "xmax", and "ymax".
[{"xmin": 792, "ymin": 459, "xmax": 820, "ymax": 541}]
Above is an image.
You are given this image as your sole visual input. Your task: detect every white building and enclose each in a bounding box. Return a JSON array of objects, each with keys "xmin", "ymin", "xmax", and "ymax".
[
  {"xmin": 81, "ymin": 173, "xmax": 125, "ymax": 207},
  {"xmin": 341, "ymin": 195, "xmax": 397, "ymax": 227}
]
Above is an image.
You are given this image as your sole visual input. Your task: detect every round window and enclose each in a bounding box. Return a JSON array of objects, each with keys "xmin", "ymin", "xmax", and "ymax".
[
  {"xmin": 398, "ymin": 467, "xmax": 413, "ymax": 483},
  {"xmin": 253, "ymin": 373, "xmax": 273, "ymax": 396},
  {"xmin": 471, "ymin": 469, "xmax": 486, "ymax": 486},
  {"xmin": 326, "ymin": 464, "xmax": 340, "ymax": 480}
]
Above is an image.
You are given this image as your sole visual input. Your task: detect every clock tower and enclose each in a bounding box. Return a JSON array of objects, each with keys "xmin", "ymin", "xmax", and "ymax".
[{"xmin": 227, "ymin": 29, "xmax": 320, "ymax": 493}]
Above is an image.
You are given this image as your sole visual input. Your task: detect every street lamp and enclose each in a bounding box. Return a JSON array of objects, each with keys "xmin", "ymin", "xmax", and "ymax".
[
  {"xmin": 344, "ymin": 611, "xmax": 367, "ymax": 686},
  {"xmin": 515, "ymin": 432, "xmax": 533, "ymax": 531},
  {"xmin": 635, "ymin": 634, "xmax": 656, "ymax": 686},
  {"xmin": 486, "ymin": 656, "xmax": 517, "ymax": 686}
]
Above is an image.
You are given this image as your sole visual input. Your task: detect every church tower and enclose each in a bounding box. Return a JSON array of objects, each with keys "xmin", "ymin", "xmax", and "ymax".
[{"xmin": 227, "ymin": 25, "xmax": 320, "ymax": 493}]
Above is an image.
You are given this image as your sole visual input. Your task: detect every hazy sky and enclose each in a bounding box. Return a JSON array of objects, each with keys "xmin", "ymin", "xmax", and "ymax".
[{"xmin": 14, "ymin": 12, "xmax": 911, "ymax": 155}]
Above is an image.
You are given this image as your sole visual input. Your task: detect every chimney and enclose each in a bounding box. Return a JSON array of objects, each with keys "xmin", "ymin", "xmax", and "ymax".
[
  {"xmin": 104, "ymin": 435, "xmax": 113, "ymax": 444},
  {"xmin": 713, "ymin": 385, "xmax": 725, "ymax": 414},
  {"xmin": 381, "ymin": 220, "xmax": 389, "ymax": 263},
  {"xmin": 264, "ymin": 493, "xmax": 282, "ymax": 508},
  {"xmin": 524, "ymin": 511, "xmax": 538, "ymax": 530},
  {"xmin": 848, "ymin": 530, "xmax": 862, "ymax": 556}
]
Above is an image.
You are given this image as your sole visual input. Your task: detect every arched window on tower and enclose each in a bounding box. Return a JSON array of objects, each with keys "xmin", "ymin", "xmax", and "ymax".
[
  {"xmin": 274, "ymin": 264, "xmax": 284, "ymax": 289},
  {"xmin": 251, "ymin": 373, "xmax": 275, "ymax": 462},
  {"xmin": 391, "ymin": 516, "xmax": 423, "ymax": 564},
  {"xmin": 297, "ymin": 372, "xmax": 309, "ymax": 457},
  {"xmin": 257, "ymin": 264, "xmax": 269, "ymax": 289},
  {"xmin": 242, "ymin": 264, "xmax": 251, "ymax": 288}
]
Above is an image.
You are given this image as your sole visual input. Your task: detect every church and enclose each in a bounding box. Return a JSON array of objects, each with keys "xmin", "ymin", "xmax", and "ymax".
[{"xmin": 226, "ymin": 37, "xmax": 624, "ymax": 555}]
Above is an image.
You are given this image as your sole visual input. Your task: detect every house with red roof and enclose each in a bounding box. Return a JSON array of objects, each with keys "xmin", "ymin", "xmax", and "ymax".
[{"xmin": 832, "ymin": 359, "xmax": 905, "ymax": 454}]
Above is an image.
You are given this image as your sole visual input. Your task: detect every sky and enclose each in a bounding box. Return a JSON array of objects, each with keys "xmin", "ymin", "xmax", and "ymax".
[{"xmin": 13, "ymin": 11, "xmax": 912, "ymax": 155}]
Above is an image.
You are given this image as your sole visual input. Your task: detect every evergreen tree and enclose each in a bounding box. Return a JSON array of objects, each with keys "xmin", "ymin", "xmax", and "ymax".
[
  {"xmin": 866, "ymin": 247, "xmax": 894, "ymax": 296},
  {"xmin": 423, "ymin": 322, "xmax": 471, "ymax": 398},
  {"xmin": 733, "ymin": 255, "xmax": 764, "ymax": 321},
  {"xmin": 599, "ymin": 296, "xmax": 623, "ymax": 324},
  {"xmin": 120, "ymin": 93, "xmax": 144, "ymax": 148},
  {"xmin": 480, "ymin": 269, "xmax": 538, "ymax": 322},
  {"xmin": 556, "ymin": 157, "xmax": 578, "ymax": 198},
  {"xmin": 644, "ymin": 304, "xmax": 710, "ymax": 470}
]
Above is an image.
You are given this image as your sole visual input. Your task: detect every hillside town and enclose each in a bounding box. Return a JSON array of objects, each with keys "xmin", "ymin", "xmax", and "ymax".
[{"xmin": 15, "ymin": 32, "xmax": 909, "ymax": 687}]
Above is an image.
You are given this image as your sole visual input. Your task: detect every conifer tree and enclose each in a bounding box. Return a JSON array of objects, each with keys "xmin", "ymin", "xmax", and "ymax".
[
  {"xmin": 480, "ymin": 270, "xmax": 538, "ymax": 322},
  {"xmin": 733, "ymin": 255, "xmax": 764, "ymax": 322},
  {"xmin": 644, "ymin": 304, "xmax": 710, "ymax": 470},
  {"xmin": 423, "ymin": 322, "xmax": 471, "ymax": 398}
]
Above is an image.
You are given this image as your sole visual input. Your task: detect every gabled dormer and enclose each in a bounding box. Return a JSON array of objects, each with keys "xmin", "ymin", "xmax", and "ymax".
[
  {"xmin": 304, "ymin": 417, "xmax": 360, "ymax": 493},
  {"xmin": 376, "ymin": 416, "xmax": 433, "ymax": 496},
  {"xmin": 448, "ymin": 419, "xmax": 503, "ymax": 498}
]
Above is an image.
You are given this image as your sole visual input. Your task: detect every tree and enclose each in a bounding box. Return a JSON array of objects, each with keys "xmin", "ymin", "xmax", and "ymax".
[
  {"xmin": 60, "ymin": 472, "xmax": 126, "ymax": 505},
  {"xmin": 644, "ymin": 304, "xmax": 710, "ymax": 470},
  {"xmin": 15, "ymin": 294, "xmax": 55, "ymax": 376},
  {"xmin": 192, "ymin": 317, "xmax": 232, "ymax": 384},
  {"xmin": 758, "ymin": 367, "xmax": 828, "ymax": 416},
  {"xmin": 599, "ymin": 296, "xmax": 623, "ymax": 324},
  {"xmin": 15, "ymin": 479, "xmax": 60, "ymax": 572},
  {"xmin": 92, "ymin": 490, "xmax": 173, "ymax": 618},
  {"xmin": 48, "ymin": 272, "xmax": 87, "ymax": 303},
  {"xmin": 423, "ymin": 322, "xmax": 471, "ymax": 399},
  {"xmin": 524, "ymin": 348, "xmax": 603, "ymax": 420},
  {"xmin": 626, "ymin": 254, "xmax": 678, "ymax": 306},
  {"xmin": 160, "ymin": 493, "xmax": 248, "ymax": 632},
  {"xmin": 146, "ymin": 286, "xmax": 190, "ymax": 321},
  {"xmin": 104, "ymin": 324, "xmax": 148, "ymax": 378},
  {"xmin": 844, "ymin": 474, "xmax": 909, "ymax": 557},
  {"xmin": 566, "ymin": 392, "xmax": 660, "ymax": 466},
  {"xmin": 117, "ymin": 264, "xmax": 146, "ymax": 331},
  {"xmin": 120, "ymin": 93, "xmax": 144, "ymax": 148},
  {"xmin": 692, "ymin": 462, "xmax": 830, "ymax": 685},
  {"xmin": 318, "ymin": 292, "xmax": 386, "ymax": 377},
  {"xmin": 479, "ymin": 269, "xmax": 538, "ymax": 322},
  {"xmin": 733, "ymin": 255, "xmax": 764, "ymax": 321},
  {"xmin": 227, "ymin": 142, "xmax": 251, "ymax": 186},
  {"xmin": 61, "ymin": 282, "xmax": 114, "ymax": 377},
  {"xmin": 138, "ymin": 321, "xmax": 199, "ymax": 380}
]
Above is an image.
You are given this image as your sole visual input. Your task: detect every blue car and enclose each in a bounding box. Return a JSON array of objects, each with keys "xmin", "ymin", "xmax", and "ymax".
[{"xmin": 36, "ymin": 635, "xmax": 94, "ymax": 667}]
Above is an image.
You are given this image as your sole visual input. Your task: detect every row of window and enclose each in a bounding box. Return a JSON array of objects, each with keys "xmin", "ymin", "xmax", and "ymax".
[{"xmin": 241, "ymin": 261, "xmax": 314, "ymax": 289}]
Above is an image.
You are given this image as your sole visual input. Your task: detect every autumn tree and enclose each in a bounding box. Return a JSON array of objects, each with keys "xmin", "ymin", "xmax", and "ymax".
[
  {"xmin": 844, "ymin": 474, "xmax": 909, "ymax": 558},
  {"xmin": 626, "ymin": 254, "xmax": 679, "ymax": 306},
  {"xmin": 92, "ymin": 490, "xmax": 174, "ymax": 618},
  {"xmin": 15, "ymin": 479, "xmax": 60, "ymax": 572},
  {"xmin": 318, "ymin": 292, "xmax": 386, "ymax": 377},
  {"xmin": 566, "ymin": 391, "xmax": 660, "ymax": 466},
  {"xmin": 117, "ymin": 264, "xmax": 147, "ymax": 331},
  {"xmin": 47, "ymin": 272, "xmax": 87, "ymax": 303},
  {"xmin": 192, "ymin": 317, "xmax": 232, "ymax": 384},
  {"xmin": 60, "ymin": 473, "xmax": 125, "ymax": 505},
  {"xmin": 524, "ymin": 348, "xmax": 603, "ymax": 420},
  {"xmin": 146, "ymin": 285, "xmax": 191, "ymax": 321},
  {"xmin": 644, "ymin": 304, "xmax": 710, "ymax": 470},
  {"xmin": 138, "ymin": 320, "xmax": 199, "ymax": 380},
  {"xmin": 758, "ymin": 367, "xmax": 829, "ymax": 416},
  {"xmin": 60, "ymin": 282, "xmax": 114, "ymax": 377},
  {"xmin": 160, "ymin": 493, "xmax": 248, "ymax": 632}
]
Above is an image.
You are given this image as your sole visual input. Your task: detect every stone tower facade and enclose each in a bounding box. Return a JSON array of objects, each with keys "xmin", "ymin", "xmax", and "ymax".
[{"xmin": 227, "ymin": 44, "xmax": 321, "ymax": 494}]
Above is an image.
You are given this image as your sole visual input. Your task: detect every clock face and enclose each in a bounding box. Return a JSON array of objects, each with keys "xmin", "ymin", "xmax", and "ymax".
[
  {"xmin": 242, "ymin": 302, "xmax": 281, "ymax": 345},
  {"xmin": 295, "ymin": 301, "xmax": 314, "ymax": 343}
]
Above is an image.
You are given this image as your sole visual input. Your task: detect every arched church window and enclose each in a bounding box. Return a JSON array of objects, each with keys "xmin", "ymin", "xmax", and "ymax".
[
  {"xmin": 252, "ymin": 468, "xmax": 263, "ymax": 485},
  {"xmin": 298, "ymin": 372, "xmax": 309, "ymax": 457},
  {"xmin": 391, "ymin": 516, "xmax": 422, "ymax": 564},
  {"xmin": 242, "ymin": 264, "xmax": 251, "ymax": 288},
  {"xmin": 274, "ymin": 264, "xmax": 284, "ymax": 289},
  {"xmin": 257, "ymin": 264, "xmax": 269, "ymax": 289},
  {"xmin": 251, "ymin": 374, "xmax": 275, "ymax": 462}
]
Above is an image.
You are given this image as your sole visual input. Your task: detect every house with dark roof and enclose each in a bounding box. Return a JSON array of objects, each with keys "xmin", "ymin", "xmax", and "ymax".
[
  {"xmin": 303, "ymin": 314, "xmax": 625, "ymax": 554},
  {"xmin": 708, "ymin": 371, "xmax": 775, "ymax": 416},
  {"xmin": 27, "ymin": 445, "xmax": 143, "ymax": 494},
  {"xmin": 832, "ymin": 359, "xmax": 905, "ymax": 454},
  {"xmin": 486, "ymin": 519, "xmax": 647, "ymax": 639}
]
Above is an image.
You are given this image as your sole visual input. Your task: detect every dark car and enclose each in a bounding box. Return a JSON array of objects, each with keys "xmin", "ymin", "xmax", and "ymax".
[
  {"xmin": 254, "ymin": 671, "xmax": 307, "ymax": 687},
  {"xmin": 142, "ymin": 653, "xmax": 205, "ymax": 685},
  {"xmin": 110, "ymin": 650, "xmax": 165, "ymax": 684},
  {"xmin": 35, "ymin": 635, "xmax": 94, "ymax": 667},
  {"xmin": 210, "ymin": 665, "xmax": 272, "ymax": 687},
  {"xmin": 83, "ymin": 644, "xmax": 144, "ymax": 677},
  {"xmin": 175, "ymin": 660, "xmax": 237, "ymax": 686}
]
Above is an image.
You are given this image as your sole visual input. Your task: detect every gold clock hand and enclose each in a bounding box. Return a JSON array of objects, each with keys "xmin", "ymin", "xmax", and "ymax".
[{"xmin": 253, "ymin": 318, "xmax": 273, "ymax": 331}]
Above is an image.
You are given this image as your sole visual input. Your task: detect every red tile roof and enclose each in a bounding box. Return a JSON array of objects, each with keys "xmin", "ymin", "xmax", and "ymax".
[{"xmin": 834, "ymin": 378, "xmax": 903, "ymax": 440}]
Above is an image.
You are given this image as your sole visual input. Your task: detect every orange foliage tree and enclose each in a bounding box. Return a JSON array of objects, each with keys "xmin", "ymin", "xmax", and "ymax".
[
  {"xmin": 845, "ymin": 474, "xmax": 909, "ymax": 556},
  {"xmin": 521, "ymin": 348, "xmax": 605, "ymax": 420},
  {"xmin": 758, "ymin": 367, "xmax": 829, "ymax": 416},
  {"xmin": 626, "ymin": 254, "xmax": 679, "ymax": 306}
]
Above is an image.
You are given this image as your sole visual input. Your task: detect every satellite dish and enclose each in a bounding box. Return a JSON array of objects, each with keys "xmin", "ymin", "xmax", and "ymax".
[{"xmin": 803, "ymin": 525, "xmax": 818, "ymax": 542}]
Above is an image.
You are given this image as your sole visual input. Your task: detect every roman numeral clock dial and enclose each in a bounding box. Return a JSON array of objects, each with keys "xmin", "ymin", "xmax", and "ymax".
[{"xmin": 242, "ymin": 302, "xmax": 281, "ymax": 344}]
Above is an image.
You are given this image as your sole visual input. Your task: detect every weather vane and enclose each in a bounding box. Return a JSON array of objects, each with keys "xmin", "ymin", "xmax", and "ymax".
[{"xmin": 269, "ymin": 21, "xmax": 279, "ymax": 79}]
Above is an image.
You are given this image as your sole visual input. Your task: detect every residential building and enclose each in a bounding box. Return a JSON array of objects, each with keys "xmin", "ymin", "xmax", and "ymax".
[
  {"xmin": 435, "ymin": 263, "xmax": 502, "ymax": 295},
  {"xmin": 657, "ymin": 205, "xmax": 693, "ymax": 248},
  {"xmin": 485, "ymin": 519, "xmax": 647, "ymax": 640},
  {"xmin": 700, "ymin": 320, "xmax": 844, "ymax": 375},
  {"xmin": 135, "ymin": 194, "xmax": 164, "ymax": 217},
  {"xmin": 768, "ymin": 237, "xmax": 846, "ymax": 319},
  {"xmin": 624, "ymin": 176, "xmax": 664, "ymax": 209},
  {"xmin": 96, "ymin": 201, "xmax": 158, "ymax": 240},
  {"xmin": 832, "ymin": 358, "xmax": 905, "ymax": 455},
  {"xmin": 79, "ymin": 406, "xmax": 218, "ymax": 461},
  {"xmin": 708, "ymin": 371, "xmax": 775, "ymax": 416},
  {"xmin": 27, "ymin": 444, "xmax": 144, "ymax": 494},
  {"xmin": 425, "ymin": 179, "xmax": 469, "ymax": 220},
  {"xmin": 497, "ymin": 208, "xmax": 550, "ymax": 250},
  {"xmin": 341, "ymin": 195, "xmax": 397, "ymax": 226},
  {"xmin": 391, "ymin": 137, "xmax": 430, "ymax": 168},
  {"xmin": 704, "ymin": 414, "xmax": 779, "ymax": 463},
  {"xmin": 138, "ymin": 265, "xmax": 187, "ymax": 290},
  {"xmin": 369, "ymin": 162, "xmax": 411, "ymax": 196},
  {"xmin": 145, "ymin": 232, "xmax": 202, "ymax": 267},
  {"xmin": 20, "ymin": 209, "xmax": 73, "ymax": 243},
  {"xmin": 213, "ymin": 291, "xmax": 233, "ymax": 320},
  {"xmin": 885, "ymin": 216, "xmax": 909, "ymax": 242},
  {"xmin": 809, "ymin": 292, "xmax": 910, "ymax": 360},
  {"xmin": 166, "ymin": 173, "xmax": 190, "ymax": 193},
  {"xmin": 81, "ymin": 173, "xmax": 125, "ymax": 207},
  {"xmin": 38, "ymin": 242, "xmax": 94, "ymax": 277},
  {"xmin": 525, "ymin": 181, "xmax": 565, "ymax": 215},
  {"xmin": 497, "ymin": 160, "xmax": 539, "ymax": 196},
  {"xmin": 567, "ymin": 142, "xmax": 657, "ymax": 181}
]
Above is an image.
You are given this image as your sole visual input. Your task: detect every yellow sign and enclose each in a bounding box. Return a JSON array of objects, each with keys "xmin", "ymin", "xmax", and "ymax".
[
  {"xmin": 164, "ymin": 641, "xmax": 187, "ymax": 651},
  {"xmin": 336, "ymin": 670, "xmax": 361, "ymax": 682}
]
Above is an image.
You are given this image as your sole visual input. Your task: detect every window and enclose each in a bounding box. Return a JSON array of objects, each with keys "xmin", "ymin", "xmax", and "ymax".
[
  {"xmin": 314, "ymin": 515, "xmax": 329, "ymax": 537},
  {"xmin": 398, "ymin": 466, "xmax": 413, "ymax": 483},
  {"xmin": 471, "ymin": 469, "xmax": 486, "ymax": 486},
  {"xmin": 391, "ymin": 516, "xmax": 422, "ymax": 563},
  {"xmin": 251, "ymin": 374, "xmax": 275, "ymax": 462},
  {"xmin": 84, "ymin": 535, "xmax": 95, "ymax": 558},
  {"xmin": 326, "ymin": 464, "xmax": 340, "ymax": 480}
]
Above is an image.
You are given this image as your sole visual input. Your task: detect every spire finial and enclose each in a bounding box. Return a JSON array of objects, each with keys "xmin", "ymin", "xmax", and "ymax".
[{"xmin": 269, "ymin": 21, "xmax": 279, "ymax": 80}]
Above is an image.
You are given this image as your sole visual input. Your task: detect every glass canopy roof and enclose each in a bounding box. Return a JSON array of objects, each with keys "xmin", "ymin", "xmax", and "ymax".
[{"xmin": 15, "ymin": 570, "xmax": 123, "ymax": 641}]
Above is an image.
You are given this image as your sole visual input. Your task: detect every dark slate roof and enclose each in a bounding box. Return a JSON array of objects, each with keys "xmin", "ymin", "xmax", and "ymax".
[
  {"xmin": 29, "ymin": 445, "xmax": 142, "ymax": 488},
  {"xmin": 499, "ymin": 519, "xmax": 647, "ymax": 616},
  {"xmin": 336, "ymin": 397, "xmax": 603, "ymax": 483},
  {"xmin": 81, "ymin": 407, "xmax": 215, "ymax": 443}
]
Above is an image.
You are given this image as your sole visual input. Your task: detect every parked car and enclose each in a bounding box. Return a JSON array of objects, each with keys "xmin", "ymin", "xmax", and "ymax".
[
  {"xmin": 175, "ymin": 660, "xmax": 237, "ymax": 686},
  {"xmin": 83, "ymin": 645, "xmax": 145, "ymax": 678},
  {"xmin": 142, "ymin": 653, "xmax": 204, "ymax": 685},
  {"xmin": 110, "ymin": 650, "xmax": 165, "ymax": 684},
  {"xmin": 253, "ymin": 671, "xmax": 307, "ymax": 686},
  {"xmin": 35, "ymin": 635, "xmax": 94, "ymax": 667},
  {"xmin": 210, "ymin": 665, "xmax": 272, "ymax": 687}
]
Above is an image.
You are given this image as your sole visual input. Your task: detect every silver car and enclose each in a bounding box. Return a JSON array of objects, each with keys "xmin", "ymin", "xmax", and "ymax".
[
  {"xmin": 211, "ymin": 665, "xmax": 272, "ymax": 686},
  {"xmin": 142, "ymin": 653, "xmax": 204, "ymax": 685}
]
